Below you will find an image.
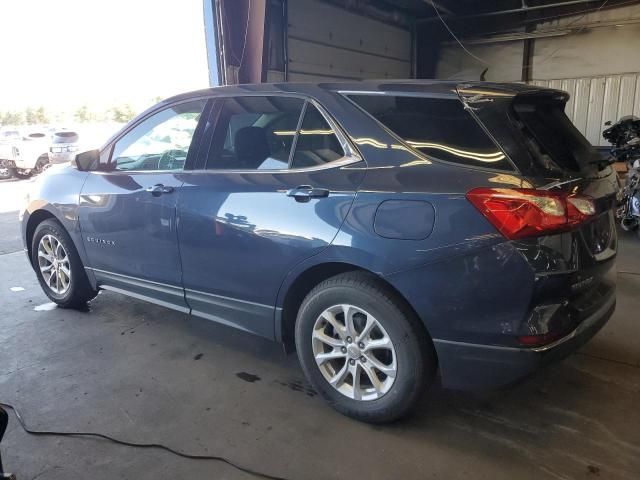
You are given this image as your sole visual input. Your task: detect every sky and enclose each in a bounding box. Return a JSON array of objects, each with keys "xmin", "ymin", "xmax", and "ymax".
[{"xmin": 0, "ymin": 0, "xmax": 211, "ymax": 114}]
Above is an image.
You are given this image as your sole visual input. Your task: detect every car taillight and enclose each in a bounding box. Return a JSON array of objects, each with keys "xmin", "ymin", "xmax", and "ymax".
[
  {"xmin": 517, "ymin": 331, "xmax": 566, "ymax": 347},
  {"xmin": 466, "ymin": 188, "xmax": 596, "ymax": 240}
]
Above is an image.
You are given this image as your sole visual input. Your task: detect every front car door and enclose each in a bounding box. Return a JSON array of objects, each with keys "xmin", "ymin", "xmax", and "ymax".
[
  {"xmin": 177, "ymin": 94, "xmax": 365, "ymax": 338},
  {"xmin": 78, "ymin": 99, "xmax": 208, "ymax": 311}
]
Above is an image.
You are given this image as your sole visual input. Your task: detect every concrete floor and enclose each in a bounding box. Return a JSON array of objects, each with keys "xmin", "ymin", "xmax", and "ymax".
[{"xmin": 1, "ymin": 179, "xmax": 639, "ymax": 480}]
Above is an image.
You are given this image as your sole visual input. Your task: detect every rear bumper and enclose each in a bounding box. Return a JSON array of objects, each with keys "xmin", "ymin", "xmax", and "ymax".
[{"xmin": 434, "ymin": 293, "xmax": 616, "ymax": 390}]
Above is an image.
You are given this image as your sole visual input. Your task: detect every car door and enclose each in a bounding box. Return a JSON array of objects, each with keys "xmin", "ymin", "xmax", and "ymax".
[
  {"xmin": 177, "ymin": 95, "xmax": 365, "ymax": 338},
  {"xmin": 78, "ymin": 99, "xmax": 208, "ymax": 311}
]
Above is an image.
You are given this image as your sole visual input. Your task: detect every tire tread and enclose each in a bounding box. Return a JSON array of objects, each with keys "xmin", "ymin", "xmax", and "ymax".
[
  {"xmin": 295, "ymin": 271, "xmax": 436, "ymax": 423},
  {"xmin": 32, "ymin": 219, "xmax": 97, "ymax": 309}
]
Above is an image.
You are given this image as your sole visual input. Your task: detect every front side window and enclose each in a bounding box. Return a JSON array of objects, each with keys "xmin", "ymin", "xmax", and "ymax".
[
  {"xmin": 206, "ymin": 96, "xmax": 304, "ymax": 170},
  {"xmin": 348, "ymin": 95, "xmax": 511, "ymax": 170},
  {"xmin": 111, "ymin": 99, "xmax": 206, "ymax": 171}
]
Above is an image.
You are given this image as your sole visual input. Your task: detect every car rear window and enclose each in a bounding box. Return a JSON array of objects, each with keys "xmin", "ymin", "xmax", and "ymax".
[
  {"xmin": 511, "ymin": 96, "xmax": 600, "ymax": 173},
  {"xmin": 347, "ymin": 94, "xmax": 512, "ymax": 170}
]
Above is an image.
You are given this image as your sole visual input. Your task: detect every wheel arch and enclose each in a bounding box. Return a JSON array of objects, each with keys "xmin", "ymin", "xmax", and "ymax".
[
  {"xmin": 25, "ymin": 209, "xmax": 59, "ymax": 264},
  {"xmin": 277, "ymin": 261, "xmax": 432, "ymax": 355}
]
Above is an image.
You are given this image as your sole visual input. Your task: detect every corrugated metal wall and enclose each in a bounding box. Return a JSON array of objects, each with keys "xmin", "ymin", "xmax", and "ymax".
[
  {"xmin": 286, "ymin": 0, "xmax": 411, "ymax": 82},
  {"xmin": 531, "ymin": 73, "xmax": 640, "ymax": 146}
]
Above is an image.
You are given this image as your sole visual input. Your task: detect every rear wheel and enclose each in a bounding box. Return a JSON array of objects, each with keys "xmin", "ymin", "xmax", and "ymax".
[
  {"xmin": 31, "ymin": 219, "xmax": 97, "ymax": 308},
  {"xmin": 295, "ymin": 271, "xmax": 435, "ymax": 423}
]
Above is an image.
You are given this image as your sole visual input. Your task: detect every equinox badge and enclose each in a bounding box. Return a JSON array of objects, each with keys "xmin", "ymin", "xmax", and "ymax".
[{"xmin": 86, "ymin": 237, "xmax": 116, "ymax": 246}]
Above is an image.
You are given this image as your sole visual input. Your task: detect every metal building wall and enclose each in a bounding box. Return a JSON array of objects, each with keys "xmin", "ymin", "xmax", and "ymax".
[
  {"xmin": 285, "ymin": 0, "xmax": 411, "ymax": 81},
  {"xmin": 433, "ymin": 5, "xmax": 640, "ymax": 147},
  {"xmin": 531, "ymin": 73, "xmax": 640, "ymax": 146}
]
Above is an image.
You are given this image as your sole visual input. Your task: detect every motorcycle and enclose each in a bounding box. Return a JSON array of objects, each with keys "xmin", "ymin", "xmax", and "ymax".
[{"xmin": 603, "ymin": 116, "xmax": 640, "ymax": 235}]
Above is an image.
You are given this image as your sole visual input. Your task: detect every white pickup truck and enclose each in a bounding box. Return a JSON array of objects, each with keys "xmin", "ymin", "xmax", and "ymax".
[{"xmin": 0, "ymin": 130, "xmax": 51, "ymax": 178}]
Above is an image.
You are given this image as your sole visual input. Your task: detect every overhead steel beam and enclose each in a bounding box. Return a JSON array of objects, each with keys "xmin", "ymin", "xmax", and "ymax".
[
  {"xmin": 421, "ymin": 0, "xmax": 453, "ymax": 15},
  {"xmin": 419, "ymin": 0, "xmax": 603, "ymax": 22},
  {"xmin": 442, "ymin": 16, "xmax": 640, "ymax": 45},
  {"xmin": 203, "ymin": 0, "xmax": 222, "ymax": 86}
]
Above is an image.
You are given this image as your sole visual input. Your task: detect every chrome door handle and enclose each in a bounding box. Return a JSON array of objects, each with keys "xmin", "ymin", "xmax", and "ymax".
[
  {"xmin": 145, "ymin": 184, "xmax": 174, "ymax": 196},
  {"xmin": 286, "ymin": 185, "xmax": 330, "ymax": 203}
]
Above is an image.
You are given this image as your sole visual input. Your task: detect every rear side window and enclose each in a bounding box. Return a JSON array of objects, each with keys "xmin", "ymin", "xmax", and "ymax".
[
  {"xmin": 205, "ymin": 96, "xmax": 346, "ymax": 171},
  {"xmin": 290, "ymin": 104, "xmax": 345, "ymax": 169},
  {"xmin": 348, "ymin": 95, "xmax": 512, "ymax": 170},
  {"xmin": 206, "ymin": 96, "xmax": 304, "ymax": 170}
]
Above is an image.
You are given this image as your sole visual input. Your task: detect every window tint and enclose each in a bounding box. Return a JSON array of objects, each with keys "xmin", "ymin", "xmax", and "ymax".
[
  {"xmin": 348, "ymin": 95, "xmax": 511, "ymax": 170},
  {"xmin": 206, "ymin": 96, "xmax": 304, "ymax": 170},
  {"xmin": 512, "ymin": 98, "xmax": 599, "ymax": 173},
  {"xmin": 290, "ymin": 104, "xmax": 345, "ymax": 169},
  {"xmin": 111, "ymin": 100, "xmax": 206, "ymax": 171}
]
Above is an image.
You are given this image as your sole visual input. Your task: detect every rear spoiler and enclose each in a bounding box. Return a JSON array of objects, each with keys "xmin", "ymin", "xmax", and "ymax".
[{"xmin": 456, "ymin": 83, "xmax": 569, "ymax": 111}]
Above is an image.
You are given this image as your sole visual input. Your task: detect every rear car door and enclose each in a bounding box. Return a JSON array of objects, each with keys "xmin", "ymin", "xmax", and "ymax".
[
  {"xmin": 177, "ymin": 94, "xmax": 365, "ymax": 338},
  {"xmin": 78, "ymin": 99, "xmax": 208, "ymax": 311}
]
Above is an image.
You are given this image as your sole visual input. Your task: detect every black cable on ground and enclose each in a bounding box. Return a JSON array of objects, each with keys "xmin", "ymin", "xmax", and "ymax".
[{"xmin": 0, "ymin": 402, "xmax": 289, "ymax": 480}]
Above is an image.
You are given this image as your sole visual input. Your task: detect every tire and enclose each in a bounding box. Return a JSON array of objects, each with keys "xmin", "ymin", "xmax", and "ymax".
[
  {"xmin": 31, "ymin": 219, "xmax": 97, "ymax": 309},
  {"xmin": 0, "ymin": 167, "xmax": 12, "ymax": 180},
  {"xmin": 295, "ymin": 271, "xmax": 436, "ymax": 423},
  {"xmin": 34, "ymin": 155, "xmax": 50, "ymax": 175},
  {"xmin": 13, "ymin": 168, "xmax": 32, "ymax": 179}
]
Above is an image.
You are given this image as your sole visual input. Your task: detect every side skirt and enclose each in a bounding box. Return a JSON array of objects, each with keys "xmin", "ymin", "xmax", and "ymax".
[
  {"xmin": 87, "ymin": 267, "xmax": 278, "ymax": 339},
  {"xmin": 185, "ymin": 288, "xmax": 279, "ymax": 339},
  {"xmin": 88, "ymin": 267, "xmax": 189, "ymax": 313}
]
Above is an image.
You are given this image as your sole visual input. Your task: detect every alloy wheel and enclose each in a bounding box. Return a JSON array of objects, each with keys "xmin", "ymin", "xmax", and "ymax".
[
  {"xmin": 312, "ymin": 304, "xmax": 397, "ymax": 401},
  {"xmin": 37, "ymin": 234, "xmax": 71, "ymax": 295}
]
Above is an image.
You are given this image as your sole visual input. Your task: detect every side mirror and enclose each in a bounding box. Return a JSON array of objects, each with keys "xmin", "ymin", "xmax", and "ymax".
[
  {"xmin": 73, "ymin": 149, "xmax": 100, "ymax": 171},
  {"xmin": 604, "ymin": 120, "xmax": 612, "ymax": 126}
]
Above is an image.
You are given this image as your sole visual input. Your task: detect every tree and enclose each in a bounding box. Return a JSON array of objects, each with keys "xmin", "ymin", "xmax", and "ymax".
[
  {"xmin": 0, "ymin": 111, "xmax": 24, "ymax": 126},
  {"xmin": 110, "ymin": 104, "xmax": 136, "ymax": 123},
  {"xmin": 34, "ymin": 106, "xmax": 48, "ymax": 124},
  {"xmin": 24, "ymin": 106, "xmax": 48, "ymax": 125},
  {"xmin": 74, "ymin": 105, "xmax": 93, "ymax": 123},
  {"xmin": 24, "ymin": 107, "xmax": 36, "ymax": 124}
]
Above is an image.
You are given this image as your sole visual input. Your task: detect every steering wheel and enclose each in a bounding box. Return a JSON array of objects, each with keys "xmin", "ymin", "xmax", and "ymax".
[{"xmin": 158, "ymin": 149, "xmax": 184, "ymax": 170}]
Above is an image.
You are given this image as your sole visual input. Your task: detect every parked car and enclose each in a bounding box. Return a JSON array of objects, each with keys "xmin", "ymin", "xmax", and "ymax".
[
  {"xmin": 21, "ymin": 81, "xmax": 618, "ymax": 422},
  {"xmin": 0, "ymin": 130, "xmax": 50, "ymax": 178},
  {"xmin": 0, "ymin": 163, "xmax": 11, "ymax": 180},
  {"xmin": 0, "ymin": 128, "xmax": 21, "ymax": 179},
  {"xmin": 48, "ymin": 130, "xmax": 80, "ymax": 165}
]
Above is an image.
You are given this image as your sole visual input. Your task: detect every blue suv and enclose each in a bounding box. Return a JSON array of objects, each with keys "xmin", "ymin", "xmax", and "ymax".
[{"xmin": 22, "ymin": 81, "xmax": 618, "ymax": 422}]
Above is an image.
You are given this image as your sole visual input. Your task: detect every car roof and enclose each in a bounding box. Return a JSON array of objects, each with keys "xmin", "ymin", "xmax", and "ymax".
[{"xmin": 162, "ymin": 79, "xmax": 561, "ymax": 105}]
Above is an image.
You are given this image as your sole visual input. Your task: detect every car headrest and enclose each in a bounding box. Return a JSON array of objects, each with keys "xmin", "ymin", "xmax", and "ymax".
[{"xmin": 234, "ymin": 126, "xmax": 270, "ymax": 169}]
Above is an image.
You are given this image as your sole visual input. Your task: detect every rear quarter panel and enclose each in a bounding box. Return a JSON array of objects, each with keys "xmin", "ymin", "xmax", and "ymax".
[{"xmin": 276, "ymin": 94, "xmax": 538, "ymax": 345}]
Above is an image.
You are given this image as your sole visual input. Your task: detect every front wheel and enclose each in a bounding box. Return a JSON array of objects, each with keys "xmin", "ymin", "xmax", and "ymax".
[
  {"xmin": 12, "ymin": 168, "xmax": 32, "ymax": 179},
  {"xmin": 31, "ymin": 219, "xmax": 97, "ymax": 308},
  {"xmin": 295, "ymin": 272, "xmax": 436, "ymax": 423},
  {"xmin": 33, "ymin": 155, "xmax": 50, "ymax": 175}
]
